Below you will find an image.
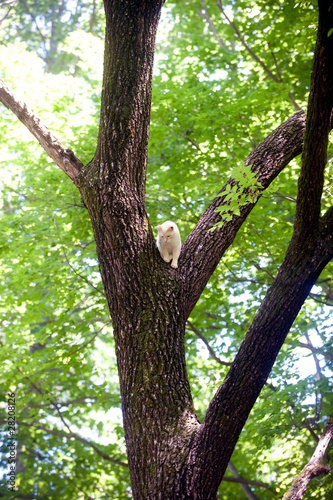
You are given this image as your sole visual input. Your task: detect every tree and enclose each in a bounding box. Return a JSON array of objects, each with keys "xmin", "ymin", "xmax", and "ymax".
[{"xmin": 0, "ymin": 0, "xmax": 333, "ymax": 498}]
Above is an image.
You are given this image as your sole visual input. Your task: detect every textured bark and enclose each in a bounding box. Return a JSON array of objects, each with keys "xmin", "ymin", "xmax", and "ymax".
[
  {"xmin": 282, "ymin": 418, "xmax": 333, "ymax": 500},
  {"xmin": 78, "ymin": 2, "xmax": 199, "ymax": 498},
  {"xmin": 180, "ymin": 109, "xmax": 307, "ymax": 319},
  {"xmin": 56, "ymin": 0, "xmax": 333, "ymax": 497},
  {"xmin": 1, "ymin": 0, "xmax": 333, "ymax": 498}
]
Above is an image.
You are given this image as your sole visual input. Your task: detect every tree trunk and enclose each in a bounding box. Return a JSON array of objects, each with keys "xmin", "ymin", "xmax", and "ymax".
[
  {"xmin": 77, "ymin": 1, "xmax": 199, "ymax": 497},
  {"xmin": 75, "ymin": 0, "xmax": 333, "ymax": 498},
  {"xmin": 1, "ymin": 0, "xmax": 332, "ymax": 498}
]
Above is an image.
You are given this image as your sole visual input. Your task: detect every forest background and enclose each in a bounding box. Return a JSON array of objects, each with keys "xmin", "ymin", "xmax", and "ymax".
[{"xmin": 0, "ymin": 0, "xmax": 332, "ymax": 498}]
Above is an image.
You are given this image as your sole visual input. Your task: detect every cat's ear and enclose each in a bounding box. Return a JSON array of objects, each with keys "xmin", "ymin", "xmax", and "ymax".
[
  {"xmin": 156, "ymin": 225, "xmax": 162, "ymax": 231},
  {"xmin": 169, "ymin": 226, "xmax": 174, "ymax": 231}
]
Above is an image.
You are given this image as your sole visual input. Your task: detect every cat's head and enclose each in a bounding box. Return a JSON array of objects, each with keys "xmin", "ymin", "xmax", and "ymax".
[{"xmin": 156, "ymin": 222, "xmax": 175, "ymax": 241}]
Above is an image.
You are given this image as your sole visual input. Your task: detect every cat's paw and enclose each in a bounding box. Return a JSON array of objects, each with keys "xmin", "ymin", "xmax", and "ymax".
[{"xmin": 171, "ymin": 262, "xmax": 178, "ymax": 269}]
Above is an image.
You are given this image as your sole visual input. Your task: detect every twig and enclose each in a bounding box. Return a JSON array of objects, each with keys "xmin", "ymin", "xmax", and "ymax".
[
  {"xmin": 215, "ymin": 0, "xmax": 281, "ymax": 83},
  {"xmin": 69, "ymin": 319, "xmax": 112, "ymax": 355},
  {"xmin": 53, "ymin": 215, "xmax": 105, "ymax": 296},
  {"xmin": 214, "ymin": 1, "xmax": 301, "ymax": 111},
  {"xmin": 298, "ymin": 342, "xmax": 333, "ymax": 363},
  {"xmin": 225, "ymin": 460, "xmax": 277, "ymax": 497},
  {"xmin": 186, "ymin": 320, "xmax": 232, "ymax": 366}
]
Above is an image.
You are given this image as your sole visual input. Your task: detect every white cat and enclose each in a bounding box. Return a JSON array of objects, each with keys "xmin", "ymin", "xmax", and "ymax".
[{"xmin": 156, "ymin": 221, "xmax": 181, "ymax": 269}]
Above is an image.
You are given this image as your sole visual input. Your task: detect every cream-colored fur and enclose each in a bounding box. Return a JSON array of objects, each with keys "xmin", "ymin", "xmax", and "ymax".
[{"xmin": 156, "ymin": 221, "xmax": 181, "ymax": 269}]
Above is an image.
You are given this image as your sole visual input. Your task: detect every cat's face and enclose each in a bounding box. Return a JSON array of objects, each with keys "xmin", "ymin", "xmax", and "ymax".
[{"xmin": 156, "ymin": 224, "xmax": 174, "ymax": 241}]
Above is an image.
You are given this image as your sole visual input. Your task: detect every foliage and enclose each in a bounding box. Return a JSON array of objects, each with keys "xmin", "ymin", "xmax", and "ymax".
[{"xmin": 0, "ymin": 0, "xmax": 332, "ymax": 498}]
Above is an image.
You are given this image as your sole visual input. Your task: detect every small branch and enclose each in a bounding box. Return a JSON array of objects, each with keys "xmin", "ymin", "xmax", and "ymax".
[
  {"xmin": 298, "ymin": 342, "xmax": 333, "ymax": 363},
  {"xmin": 320, "ymin": 205, "xmax": 333, "ymax": 238},
  {"xmin": 197, "ymin": 0, "xmax": 229, "ymax": 52},
  {"xmin": 0, "ymin": 0, "xmax": 18, "ymax": 25},
  {"xmin": 226, "ymin": 461, "xmax": 262, "ymax": 499},
  {"xmin": 287, "ymin": 92, "xmax": 302, "ymax": 113},
  {"xmin": 62, "ymin": 254, "xmax": 105, "ymax": 295},
  {"xmin": 53, "ymin": 215, "xmax": 105, "ymax": 296},
  {"xmin": 89, "ymin": 0, "xmax": 97, "ymax": 33},
  {"xmin": 304, "ymin": 331, "xmax": 322, "ymax": 381},
  {"xmin": 267, "ymin": 43, "xmax": 301, "ymax": 112},
  {"xmin": 18, "ymin": 368, "xmax": 75, "ymax": 435},
  {"xmin": 20, "ymin": 0, "xmax": 48, "ymax": 48},
  {"xmin": 309, "ymin": 292, "xmax": 333, "ymax": 307},
  {"xmin": 247, "ymin": 222, "xmax": 278, "ymax": 265},
  {"xmin": 69, "ymin": 319, "xmax": 112, "ymax": 356},
  {"xmin": 267, "ymin": 42, "xmax": 283, "ymax": 81},
  {"xmin": 186, "ymin": 321, "xmax": 232, "ymax": 366},
  {"xmin": 178, "ymin": 130, "xmax": 202, "ymax": 152},
  {"xmin": 282, "ymin": 418, "xmax": 333, "ymax": 500},
  {"xmin": 222, "ymin": 476, "xmax": 275, "ymax": 493},
  {"xmin": 0, "ymin": 78, "xmax": 83, "ymax": 184},
  {"xmin": 214, "ymin": 1, "xmax": 301, "ymax": 110},
  {"xmin": 215, "ymin": 0, "xmax": 281, "ymax": 83},
  {"xmin": 0, "ymin": 418, "xmax": 128, "ymax": 467}
]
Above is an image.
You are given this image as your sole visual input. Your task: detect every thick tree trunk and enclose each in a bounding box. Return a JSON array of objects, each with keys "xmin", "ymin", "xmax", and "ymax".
[
  {"xmin": 78, "ymin": 2, "xmax": 199, "ymax": 498},
  {"xmin": 75, "ymin": 1, "xmax": 333, "ymax": 498},
  {"xmin": 75, "ymin": 0, "xmax": 333, "ymax": 498},
  {"xmin": 1, "ymin": 0, "xmax": 332, "ymax": 498}
]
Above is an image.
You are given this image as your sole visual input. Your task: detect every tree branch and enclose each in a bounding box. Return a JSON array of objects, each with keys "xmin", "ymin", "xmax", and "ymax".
[
  {"xmin": 226, "ymin": 461, "xmax": 263, "ymax": 499},
  {"xmin": 180, "ymin": 109, "xmax": 306, "ymax": 319},
  {"xmin": 214, "ymin": 0, "xmax": 301, "ymax": 111},
  {"xmin": 186, "ymin": 320, "xmax": 232, "ymax": 366},
  {"xmin": 69, "ymin": 319, "xmax": 112, "ymax": 355},
  {"xmin": 52, "ymin": 215, "xmax": 105, "ymax": 295},
  {"xmin": 298, "ymin": 341, "xmax": 333, "ymax": 363},
  {"xmin": 180, "ymin": 5, "xmax": 333, "ymax": 494},
  {"xmin": 197, "ymin": 0, "xmax": 229, "ymax": 52},
  {"xmin": 267, "ymin": 42, "xmax": 301, "ymax": 112},
  {"xmin": 0, "ymin": 78, "xmax": 83, "ymax": 184},
  {"xmin": 282, "ymin": 418, "xmax": 333, "ymax": 500},
  {"xmin": 215, "ymin": 0, "xmax": 281, "ymax": 83},
  {"xmin": 26, "ymin": 448, "xmax": 94, "ymax": 500},
  {"xmin": 294, "ymin": 0, "xmax": 333, "ymax": 238}
]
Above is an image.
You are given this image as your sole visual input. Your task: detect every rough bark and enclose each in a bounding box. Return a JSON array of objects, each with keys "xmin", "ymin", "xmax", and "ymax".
[
  {"xmin": 78, "ymin": 2, "xmax": 199, "ymax": 498},
  {"xmin": 176, "ymin": 2, "xmax": 333, "ymax": 497},
  {"xmin": 0, "ymin": 0, "xmax": 332, "ymax": 498},
  {"xmin": 282, "ymin": 418, "xmax": 333, "ymax": 500}
]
